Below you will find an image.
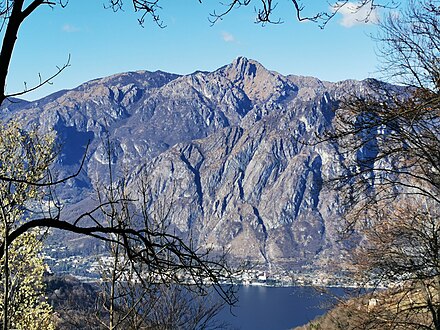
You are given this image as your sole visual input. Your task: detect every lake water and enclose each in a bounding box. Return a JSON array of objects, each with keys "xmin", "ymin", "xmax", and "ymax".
[{"xmin": 219, "ymin": 286, "xmax": 341, "ymax": 330}]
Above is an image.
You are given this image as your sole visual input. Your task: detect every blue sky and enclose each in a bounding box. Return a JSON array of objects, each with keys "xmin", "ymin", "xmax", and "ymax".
[{"xmin": 5, "ymin": 1, "xmax": 383, "ymax": 101}]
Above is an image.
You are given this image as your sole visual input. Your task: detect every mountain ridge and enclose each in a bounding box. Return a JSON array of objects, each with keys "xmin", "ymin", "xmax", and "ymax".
[{"xmin": 1, "ymin": 57, "xmax": 373, "ymax": 274}]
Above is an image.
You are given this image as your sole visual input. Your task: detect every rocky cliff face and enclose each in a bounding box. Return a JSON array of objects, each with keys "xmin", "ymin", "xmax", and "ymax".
[{"xmin": 1, "ymin": 57, "xmax": 371, "ymax": 272}]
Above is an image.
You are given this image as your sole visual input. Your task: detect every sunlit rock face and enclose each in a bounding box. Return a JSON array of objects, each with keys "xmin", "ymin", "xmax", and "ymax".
[{"xmin": 1, "ymin": 57, "xmax": 372, "ymax": 272}]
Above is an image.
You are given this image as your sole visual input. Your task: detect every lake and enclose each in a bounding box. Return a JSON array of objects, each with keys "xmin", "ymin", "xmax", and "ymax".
[{"xmin": 219, "ymin": 285, "xmax": 342, "ymax": 330}]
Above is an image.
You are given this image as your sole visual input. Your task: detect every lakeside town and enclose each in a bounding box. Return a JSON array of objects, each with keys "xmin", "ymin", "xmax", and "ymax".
[{"xmin": 42, "ymin": 245, "xmax": 362, "ymax": 288}]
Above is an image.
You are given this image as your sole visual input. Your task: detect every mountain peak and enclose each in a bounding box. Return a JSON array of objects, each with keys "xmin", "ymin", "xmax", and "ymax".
[
  {"xmin": 225, "ymin": 56, "xmax": 266, "ymax": 80},
  {"xmin": 232, "ymin": 56, "xmax": 258, "ymax": 66},
  {"xmin": 216, "ymin": 56, "xmax": 289, "ymax": 103}
]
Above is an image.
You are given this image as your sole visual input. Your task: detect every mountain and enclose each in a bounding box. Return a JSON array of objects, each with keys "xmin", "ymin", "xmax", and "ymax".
[{"xmin": 1, "ymin": 57, "xmax": 371, "ymax": 275}]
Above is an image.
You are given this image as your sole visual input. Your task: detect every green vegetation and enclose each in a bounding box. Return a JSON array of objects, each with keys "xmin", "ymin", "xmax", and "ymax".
[
  {"xmin": 0, "ymin": 123, "xmax": 56, "ymax": 329},
  {"xmin": 1, "ymin": 232, "xmax": 54, "ymax": 330}
]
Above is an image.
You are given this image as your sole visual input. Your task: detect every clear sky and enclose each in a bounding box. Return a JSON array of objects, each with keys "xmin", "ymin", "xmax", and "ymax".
[{"xmin": 5, "ymin": 1, "xmax": 384, "ymax": 101}]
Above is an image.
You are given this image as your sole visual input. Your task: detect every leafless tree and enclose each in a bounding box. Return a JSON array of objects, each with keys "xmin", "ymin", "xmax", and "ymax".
[
  {"xmin": 318, "ymin": 1, "xmax": 440, "ymax": 329},
  {"xmin": 320, "ymin": 0, "xmax": 440, "ymax": 230},
  {"xmin": 326, "ymin": 80, "xmax": 439, "ymax": 233},
  {"xmin": 91, "ymin": 136, "xmax": 231, "ymax": 330},
  {"xmin": 348, "ymin": 198, "xmax": 440, "ymax": 329},
  {"xmin": 121, "ymin": 0, "xmax": 395, "ymax": 26}
]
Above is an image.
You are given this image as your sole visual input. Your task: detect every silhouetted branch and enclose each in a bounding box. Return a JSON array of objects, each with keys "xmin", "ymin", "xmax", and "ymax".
[
  {"xmin": 4, "ymin": 55, "xmax": 71, "ymax": 100},
  {"xmin": 1, "ymin": 214, "xmax": 238, "ymax": 305}
]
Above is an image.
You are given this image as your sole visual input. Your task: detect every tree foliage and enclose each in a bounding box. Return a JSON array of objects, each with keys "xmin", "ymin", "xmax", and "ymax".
[
  {"xmin": 0, "ymin": 231, "xmax": 55, "ymax": 330},
  {"xmin": 0, "ymin": 123, "xmax": 56, "ymax": 329}
]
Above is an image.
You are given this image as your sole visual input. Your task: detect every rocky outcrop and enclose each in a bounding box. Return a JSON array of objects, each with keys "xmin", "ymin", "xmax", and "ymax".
[{"xmin": 137, "ymin": 62, "xmax": 350, "ymax": 270}]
